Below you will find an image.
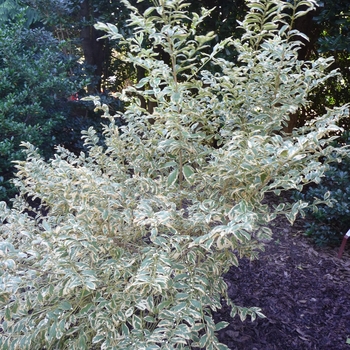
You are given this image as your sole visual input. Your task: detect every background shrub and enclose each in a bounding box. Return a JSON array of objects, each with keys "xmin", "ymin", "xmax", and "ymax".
[
  {"xmin": 0, "ymin": 15, "xmax": 88, "ymax": 201},
  {"xmin": 295, "ymin": 134, "xmax": 350, "ymax": 246}
]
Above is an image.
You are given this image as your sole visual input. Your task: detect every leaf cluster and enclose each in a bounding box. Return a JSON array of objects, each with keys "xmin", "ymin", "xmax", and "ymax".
[{"xmin": 0, "ymin": 0, "xmax": 41, "ymax": 27}]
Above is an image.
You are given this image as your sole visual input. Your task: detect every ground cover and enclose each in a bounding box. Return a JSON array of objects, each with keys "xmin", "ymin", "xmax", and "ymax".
[{"xmin": 216, "ymin": 215, "xmax": 350, "ymax": 349}]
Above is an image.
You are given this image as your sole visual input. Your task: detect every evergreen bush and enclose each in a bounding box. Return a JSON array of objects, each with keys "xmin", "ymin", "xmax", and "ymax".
[
  {"xmin": 0, "ymin": 0, "xmax": 349, "ymax": 349},
  {"xmin": 0, "ymin": 15, "xmax": 88, "ymax": 201},
  {"xmin": 295, "ymin": 133, "xmax": 350, "ymax": 246}
]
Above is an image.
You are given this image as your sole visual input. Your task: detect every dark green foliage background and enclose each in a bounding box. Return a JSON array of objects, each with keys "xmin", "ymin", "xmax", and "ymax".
[
  {"xmin": 296, "ymin": 134, "xmax": 350, "ymax": 246},
  {"xmin": 0, "ymin": 16, "xmax": 87, "ymax": 201}
]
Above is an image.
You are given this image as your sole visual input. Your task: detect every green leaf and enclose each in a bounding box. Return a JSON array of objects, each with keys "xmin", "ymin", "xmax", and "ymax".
[
  {"xmin": 160, "ymin": 161, "xmax": 177, "ymax": 169},
  {"xmin": 85, "ymin": 280, "xmax": 96, "ymax": 290},
  {"xmin": 215, "ymin": 321, "xmax": 229, "ymax": 331},
  {"xmin": 275, "ymin": 203, "xmax": 285, "ymax": 211},
  {"xmin": 42, "ymin": 220, "xmax": 52, "ymax": 232},
  {"xmin": 157, "ymin": 299, "xmax": 172, "ymax": 311},
  {"xmin": 279, "ymin": 150, "xmax": 288, "ymax": 157},
  {"xmin": 79, "ymin": 303, "xmax": 93, "ymax": 315},
  {"xmin": 171, "ymin": 92, "xmax": 181, "ymax": 103},
  {"xmin": 239, "ymin": 307, "xmax": 248, "ymax": 321},
  {"xmin": 132, "ymin": 314, "xmax": 142, "ymax": 330},
  {"xmin": 144, "ymin": 315, "xmax": 156, "ymax": 323},
  {"xmin": 145, "ymin": 295, "xmax": 154, "ymax": 311},
  {"xmin": 122, "ymin": 323, "xmax": 130, "ymax": 336},
  {"xmin": 125, "ymin": 307, "xmax": 134, "ymax": 317},
  {"xmin": 171, "ymin": 302, "xmax": 187, "ymax": 313},
  {"xmin": 5, "ymin": 307, "xmax": 11, "ymax": 321},
  {"xmin": 260, "ymin": 173, "xmax": 268, "ymax": 183},
  {"xmin": 78, "ymin": 333, "xmax": 87, "ymax": 348},
  {"xmin": 92, "ymin": 335, "xmax": 105, "ymax": 344},
  {"xmin": 176, "ymin": 292, "xmax": 189, "ymax": 300},
  {"xmin": 167, "ymin": 168, "xmax": 179, "ymax": 187},
  {"xmin": 145, "ymin": 345, "xmax": 161, "ymax": 350},
  {"xmin": 190, "ymin": 299, "xmax": 202, "ymax": 310},
  {"xmin": 102, "ymin": 209, "xmax": 109, "ymax": 220},
  {"xmin": 58, "ymin": 301, "xmax": 72, "ymax": 310},
  {"xmin": 199, "ymin": 333, "xmax": 209, "ymax": 348},
  {"xmin": 48, "ymin": 322, "xmax": 57, "ymax": 341},
  {"xmin": 143, "ymin": 7, "xmax": 156, "ymax": 17},
  {"xmin": 183, "ymin": 164, "xmax": 195, "ymax": 184}
]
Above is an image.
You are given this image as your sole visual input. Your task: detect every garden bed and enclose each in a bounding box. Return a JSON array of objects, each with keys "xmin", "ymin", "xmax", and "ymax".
[{"xmin": 216, "ymin": 217, "xmax": 350, "ymax": 349}]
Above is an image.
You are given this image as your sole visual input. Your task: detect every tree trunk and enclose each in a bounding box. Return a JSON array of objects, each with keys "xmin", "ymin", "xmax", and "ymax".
[
  {"xmin": 80, "ymin": 0, "xmax": 108, "ymax": 93},
  {"xmin": 283, "ymin": 112, "xmax": 299, "ymax": 134},
  {"xmin": 282, "ymin": 6, "xmax": 322, "ymax": 133}
]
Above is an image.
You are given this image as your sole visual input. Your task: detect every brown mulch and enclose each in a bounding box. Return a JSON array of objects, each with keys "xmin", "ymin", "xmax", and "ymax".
[{"xmin": 215, "ymin": 217, "xmax": 350, "ymax": 350}]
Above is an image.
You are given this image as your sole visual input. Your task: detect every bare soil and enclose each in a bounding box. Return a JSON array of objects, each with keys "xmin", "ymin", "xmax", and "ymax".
[{"xmin": 215, "ymin": 217, "xmax": 350, "ymax": 350}]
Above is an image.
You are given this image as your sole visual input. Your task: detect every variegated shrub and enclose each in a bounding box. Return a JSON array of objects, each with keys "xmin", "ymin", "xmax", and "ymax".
[{"xmin": 0, "ymin": 0, "xmax": 348, "ymax": 349}]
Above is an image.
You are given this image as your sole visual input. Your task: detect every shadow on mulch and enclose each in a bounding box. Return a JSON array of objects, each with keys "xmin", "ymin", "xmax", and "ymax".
[{"xmin": 215, "ymin": 218, "xmax": 350, "ymax": 350}]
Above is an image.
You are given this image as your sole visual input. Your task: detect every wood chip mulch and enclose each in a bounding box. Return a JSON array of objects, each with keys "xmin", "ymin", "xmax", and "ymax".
[{"xmin": 214, "ymin": 218, "xmax": 350, "ymax": 350}]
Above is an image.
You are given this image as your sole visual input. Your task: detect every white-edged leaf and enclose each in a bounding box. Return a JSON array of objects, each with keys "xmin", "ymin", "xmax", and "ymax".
[
  {"xmin": 183, "ymin": 165, "xmax": 195, "ymax": 184},
  {"xmin": 92, "ymin": 335, "xmax": 105, "ymax": 344},
  {"xmin": 85, "ymin": 281, "xmax": 96, "ymax": 290},
  {"xmin": 167, "ymin": 168, "xmax": 179, "ymax": 186},
  {"xmin": 215, "ymin": 321, "xmax": 229, "ymax": 331}
]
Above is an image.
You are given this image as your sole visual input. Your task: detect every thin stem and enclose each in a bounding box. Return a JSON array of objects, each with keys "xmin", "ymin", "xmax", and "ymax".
[{"xmin": 164, "ymin": 11, "xmax": 184, "ymax": 189}]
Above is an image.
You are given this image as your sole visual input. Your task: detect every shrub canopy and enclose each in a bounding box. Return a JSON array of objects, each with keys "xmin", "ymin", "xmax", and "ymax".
[{"xmin": 0, "ymin": 0, "xmax": 349, "ymax": 349}]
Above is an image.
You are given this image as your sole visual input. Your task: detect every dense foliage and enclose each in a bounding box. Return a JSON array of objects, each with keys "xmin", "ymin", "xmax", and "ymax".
[
  {"xmin": 0, "ymin": 0, "xmax": 349, "ymax": 349},
  {"xmin": 0, "ymin": 15, "xmax": 88, "ymax": 200},
  {"xmin": 24, "ymin": 0, "xmax": 133, "ymax": 92},
  {"xmin": 312, "ymin": 0, "xmax": 350, "ymax": 114},
  {"xmin": 278, "ymin": 0, "xmax": 350, "ymax": 131},
  {"xmin": 0, "ymin": 0, "xmax": 41, "ymax": 26},
  {"xmin": 296, "ymin": 134, "xmax": 350, "ymax": 246}
]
